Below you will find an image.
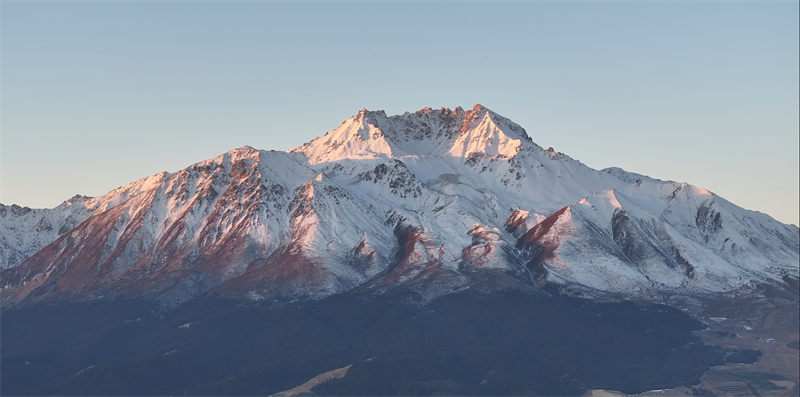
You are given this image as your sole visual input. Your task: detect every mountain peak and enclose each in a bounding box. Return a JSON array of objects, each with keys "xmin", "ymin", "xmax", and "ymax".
[
  {"xmin": 448, "ymin": 107, "xmax": 523, "ymax": 158},
  {"xmin": 293, "ymin": 105, "xmax": 534, "ymax": 162},
  {"xmin": 290, "ymin": 109, "xmax": 394, "ymax": 164}
]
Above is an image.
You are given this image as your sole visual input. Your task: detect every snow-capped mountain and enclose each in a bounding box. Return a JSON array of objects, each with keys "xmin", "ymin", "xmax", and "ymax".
[
  {"xmin": 2, "ymin": 105, "xmax": 798, "ymax": 307},
  {"xmin": 0, "ymin": 173, "xmax": 173, "ymax": 270}
]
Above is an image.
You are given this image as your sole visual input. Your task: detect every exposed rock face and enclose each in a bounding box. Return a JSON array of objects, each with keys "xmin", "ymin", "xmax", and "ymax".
[{"xmin": 2, "ymin": 105, "xmax": 798, "ymax": 307}]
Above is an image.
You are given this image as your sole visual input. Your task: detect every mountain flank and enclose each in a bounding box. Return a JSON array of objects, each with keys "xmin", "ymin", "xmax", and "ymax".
[{"xmin": 1, "ymin": 104, "xmax": 797, "ymax": 308}]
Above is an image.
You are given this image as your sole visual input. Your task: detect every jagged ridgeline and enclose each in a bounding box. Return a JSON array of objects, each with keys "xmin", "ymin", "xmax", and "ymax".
[{"xmin": 1, "ymin": 105, "xmax": 798, "ymax": 307}]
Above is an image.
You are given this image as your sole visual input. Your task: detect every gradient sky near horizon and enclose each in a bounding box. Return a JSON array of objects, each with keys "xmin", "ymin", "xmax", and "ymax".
[{"xmin": 2, "ymin": 2, "xmax": 799, "ymax": 225}]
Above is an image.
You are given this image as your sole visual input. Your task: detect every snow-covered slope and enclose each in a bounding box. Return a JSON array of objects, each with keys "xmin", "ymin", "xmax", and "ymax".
[
  {"xmin": 0, "ymin": 173, "xmax": 170, "ymax": 270},
  {"xmin": 2, "ymin": 105, "xmax": 798, "ymax": 307}
]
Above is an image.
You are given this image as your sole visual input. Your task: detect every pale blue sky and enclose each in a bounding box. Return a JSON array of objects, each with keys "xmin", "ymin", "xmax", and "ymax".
[{"xmin": 2, "ymin": 2, "xmax": 798, "ymax": 225}]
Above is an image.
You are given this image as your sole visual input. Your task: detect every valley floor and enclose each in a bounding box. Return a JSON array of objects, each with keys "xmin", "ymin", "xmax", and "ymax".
[{"xmin": 4, "ymin": 290, "xmax": 784, "ymax": 396}]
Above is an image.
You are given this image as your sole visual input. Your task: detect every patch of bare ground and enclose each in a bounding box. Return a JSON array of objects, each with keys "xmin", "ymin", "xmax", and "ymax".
[
  {"xmin": 271, "ymin": 364, "xmax": 352, "ymax": 396},
  {"xmin": 585, "ymin": 387, "xmax": 695, "ymax": 397},
  {"xmin": 690, "ymin": 294, "xmax": 799, "ymax": 397}
]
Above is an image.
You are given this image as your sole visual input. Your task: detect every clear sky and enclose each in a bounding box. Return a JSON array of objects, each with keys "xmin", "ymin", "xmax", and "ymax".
[{"xmin": 2, "ymin": 2, "xmax": 798, "ymax": 226}]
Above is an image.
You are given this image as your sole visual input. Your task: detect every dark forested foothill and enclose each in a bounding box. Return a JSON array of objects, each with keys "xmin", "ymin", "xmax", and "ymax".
[{"xmin": 2, "ymin": 291, "xmax": 728, "ymax": 396}]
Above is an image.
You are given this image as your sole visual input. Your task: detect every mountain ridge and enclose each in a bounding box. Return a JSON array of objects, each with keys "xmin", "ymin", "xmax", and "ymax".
[{"xmin": 1, "ymin": 105, "xmax": 797, "ymax": 308}]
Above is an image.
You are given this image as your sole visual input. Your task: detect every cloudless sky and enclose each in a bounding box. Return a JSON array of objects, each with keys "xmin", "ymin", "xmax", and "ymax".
[{"xmin": 2, "ymin": 2, "xmax": 798, "ymax": 225}]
